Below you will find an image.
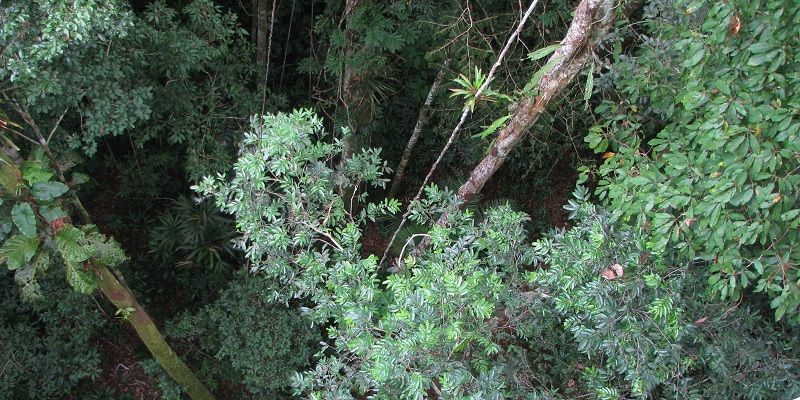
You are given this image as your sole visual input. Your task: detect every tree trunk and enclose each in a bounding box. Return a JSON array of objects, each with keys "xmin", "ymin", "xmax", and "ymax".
[
  {"xmin": 256, "ymin": 0, "xmax": 268, "ymax": 66},
  {"xmin": 251, "ymin": 0, "xmax": 258, "ymax": 42},
  {"xmin": 388, "ymin": 59, "xmax": 450, "ymax": 199},
  {"xmin": 336, "ymin": 0, "xmax": 369, "ymax": 207},
  {"xmin": 95, "ymin": 265, "xmax": 215, "ymax": 400},
  {"xmin": 453, "ymin": 0, "xmax": 614, "ymax": 209}
]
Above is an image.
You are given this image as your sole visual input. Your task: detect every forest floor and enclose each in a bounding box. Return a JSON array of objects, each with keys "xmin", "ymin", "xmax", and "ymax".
[{"xmin": 94, "ymin": 329, "xmax": 162, "ymax": 400}]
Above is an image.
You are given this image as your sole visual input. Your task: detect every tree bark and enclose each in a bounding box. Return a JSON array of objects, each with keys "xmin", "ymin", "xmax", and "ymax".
[
  {"xmin": 336, "ymin": 0, "xmax": 370, "ymax": 207},
  {"xmin": 380, "ymin": 0, "xmax": 543, "ymax": 265},
  {"xmin": 453, "ymin": 0, "xmax": 614, "ymax": 208},
  {"xmin": 388, "ymin": 59, "xmax": 450, "ymax": 199},
  {"xmin": 256, "ymin": 0, "xmax": 268, "ymax": 66}
]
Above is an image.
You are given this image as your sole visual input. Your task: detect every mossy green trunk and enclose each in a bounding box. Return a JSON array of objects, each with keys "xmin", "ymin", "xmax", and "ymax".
[{"xmin": 94, "ymin": 265, "xmax": 215, "ymax": 400}]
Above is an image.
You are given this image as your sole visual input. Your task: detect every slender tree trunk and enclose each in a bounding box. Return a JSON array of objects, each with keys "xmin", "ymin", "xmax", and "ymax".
[
  {"xmin": 453, "ymin": 0, "xmax": 614, "ymax": 209},
  {"xmin": 337, "ymin": 0, "xmax": 365, "ymax": 161},
  {"xmin": 388, "ymin": 59, "xmax": 450, "ymax": 199},
  {"xmin": 336, "ymin": 0, "xmax": 370, "ymax": 207},
  {"xmin": 256, "ymin": 0, "xmax": 268, "ymax": 66},
  {"xmin": 251, "ymin": 0, "xmax": 258, "ymax": 41},
  {"xmin": 6, "ymin": 103, "xmax": 215, "ymax": 400},
  {"xmin": 401, "ymin": 0, "xmax": 615, "ymax": 254},
  {"xmin": 380, "ymin": 0, "xmax": 543, "ymax": 265}
]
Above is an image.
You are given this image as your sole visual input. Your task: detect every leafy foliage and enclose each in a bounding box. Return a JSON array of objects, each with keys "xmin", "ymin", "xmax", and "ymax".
[
  {"xmin": 3, "ymin": 0, "xmax": 800, "ymax": 397},
  {"xmin": 198, "ymin": 109, "xmax": 533, "ymax": 398},
  {"xmin": 193, "ymin": 109, "xmax": 395, "ymax": 298},
  {"xmin": 523, "ymin": 187, "xmax": 800, "ymax": 399},
  {"xmin": 1, "ymin": 152, "xmax": 127, "ymax": 296},
  {"xmin": 148, "ymin": 196, "xmax": 238, "ymax": 272},
  {"xmin": 169, "ymin": 274, "xmax": 321, "ymax": 396},
  {"xmin": 147, "ymin": 196, "xmax": 240, "ymax": 302},
  {"xmin": 584, "ymin": 0, "xmax": 800, "ymax": 322},
  {"xmin": 0, "ymin": 268, "xmax": 104, "ymax": 399}
]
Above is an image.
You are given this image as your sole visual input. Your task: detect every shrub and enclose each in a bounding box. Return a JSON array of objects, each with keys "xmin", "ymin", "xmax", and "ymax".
[
  {"xmin": 0, "ymin": 267, "xmax": 104, "ymax": 399},
  {"xmin": 169, "ymin": 274, "xmax": 321, "ymax": 397}
]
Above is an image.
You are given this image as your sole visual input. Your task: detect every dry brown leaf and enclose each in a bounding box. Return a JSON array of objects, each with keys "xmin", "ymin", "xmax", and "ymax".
[{"xmin": 601, "ymin": 263, "xmax": 624, "ymax": 280}]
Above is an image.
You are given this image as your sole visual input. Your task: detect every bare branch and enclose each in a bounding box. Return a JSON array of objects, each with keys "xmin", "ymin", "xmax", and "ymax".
[{"xmin": 46, "ymin": 108, "xmax": 68, "ymax": 144}]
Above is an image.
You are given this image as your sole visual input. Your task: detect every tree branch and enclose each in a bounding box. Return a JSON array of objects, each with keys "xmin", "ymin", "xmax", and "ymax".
[
  {"xmin": 388, "ymin": 58, "xmax": 450, "ymax": 198},
  {"xmin": 380, "ymin": 0, "xmax": 543, "ymax": 265}
]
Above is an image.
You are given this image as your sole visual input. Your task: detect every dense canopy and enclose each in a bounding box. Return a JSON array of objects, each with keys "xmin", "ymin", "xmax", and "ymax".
[{"xmin": 1, "ymin": 0, "xmax": 798, "ymax": 399}]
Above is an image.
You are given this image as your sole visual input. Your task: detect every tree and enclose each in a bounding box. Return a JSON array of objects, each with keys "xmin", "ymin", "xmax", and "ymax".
[
  {"xmin": 3, "ymin": 0, "xmax": 800, "ymax": 397},
  {"xmin": 0, "ymin": 1, "xmax": 218, "ymax": 398},
  {"xmin": 453, "ymin": 0, "xmax": 615, "ymax": 207},
  {"xmin": 584, "ymin": 0, "xmax": 800, "ymax": 323}
]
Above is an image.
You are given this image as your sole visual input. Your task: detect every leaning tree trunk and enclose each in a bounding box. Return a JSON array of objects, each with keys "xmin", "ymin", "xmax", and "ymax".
[
  {"xmin": 400, "ymin": 0, "xmax": 615, "ymax": 256},
  {"xmin": 6, "ymin": 105, "xmax": 215, "ymax": 400},
  {"xmin": 94, "ymin": 266, "xmax": 214, "ymax": 400},
  {"xmin": 388, "ymin": 59, "xmax": 450, "ymax": 199},
  {"xmin": 453, "ymin": 0, "xmax": 614, "ymax": 208}
]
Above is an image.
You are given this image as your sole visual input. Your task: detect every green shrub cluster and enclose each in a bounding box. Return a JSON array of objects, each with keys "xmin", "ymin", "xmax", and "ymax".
[
  {"xmin": 168, "ymin": 274, "xmax": 321, "ymax": 397},
  {"xmin": 0, "ymin": 268, "xmax": 104, "ymax": 399}
]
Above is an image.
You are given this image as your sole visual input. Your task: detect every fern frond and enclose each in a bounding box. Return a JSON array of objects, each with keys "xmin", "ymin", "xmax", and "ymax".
[
  {"xmin": 86, "ymin": 231, "xmax": 128, "ymax": 267},
  {"xmin": 14, "ymin": 251, "xmax": 48, "ymax": 301},
  {"xmin": 64, "ymin": 259, "xmax": 96, "ymax": 294}
]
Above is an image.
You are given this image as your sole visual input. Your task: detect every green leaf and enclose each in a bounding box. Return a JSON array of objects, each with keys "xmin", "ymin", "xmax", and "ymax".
[
  {"xmin": 584, "ymin": 62, "xmax": 595, "ymax": 109},
  {"xmin": 684, "ymin": 0, "xmax": 706, "ymax": 14},
  {"xmin": 14, "ymin": 252, "xmax": 48, "ymax": 301},
  {"xmin": 86, "ymin": 231, "xmax": 128, "ymax": 267},
  {"xmin": 523, "ymin": 56, "xmax": 562, "ymax": 94},
  {"xmin": 747, "ymin": 50, "xmax": 779, "ymax": 66},
  {"xmin": 0, "ymin": 234, "xmax": 39, "ymax": 270},
  {"xmin": 683, "ymin": 46, "xmax": 705, "ymax": 67},
  {"xmin": 473, "ymin": 115, "xmax": 512, "ymax": 140},
  {"xmin": 64, "ymin": 259, "xmax": 96, "ymax": 294},
  {"xmin": 749, "ymin": 42, "xmax": 776, "ymax": 54},
  {"xmin": 0, "ymin": 221, "xmax": 11, "ymax": 241},
  {"xmin": 31, "ymin": 181, "xmax": 69, "ymax": 201},
  {"xmin": 21, "ymin": 161, "xmax": 54, "ymax": 185},
  {"xmin": 70, "ymin": 172, "xmax": 90, "ymax": 185},
  {"xmin": 39, "ymin": 205, "xmax": 67, "ymax": 223},
  {"xmin": 11, "ymin": 202, "xmax": 37, "ymax": 238},
  {"xmin": 55, "ymin": 226, "xmax": 93, "ymax": 263},
  {"xmin": 780, "ymin": 209, "xmax": 800, "ymax": 222},
  {"xmin": 528, "ymin": 43, "xmax": 561, "ymax": 61}
]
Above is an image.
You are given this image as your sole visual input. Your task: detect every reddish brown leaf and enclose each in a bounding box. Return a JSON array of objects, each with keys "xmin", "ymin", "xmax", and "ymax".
[
  {"xmin": 728, "ymin": 13, "xmax": 741, "ymax": 36},
  {"xmin": 601, "ymin": 263, "xmax": 624, "ymax": 280}
]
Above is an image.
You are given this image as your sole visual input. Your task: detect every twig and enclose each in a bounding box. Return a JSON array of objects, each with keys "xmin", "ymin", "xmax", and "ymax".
[
  {"xmin": 260, "ymin": 0, "xmax": 278, "ymax": 115},
  {"xmin": 396, "ymin": 233, "xmax": 431, "ymax": 269},
  {"xmin": 388, "ymin": 59, "xmax": 450, "ymax": 198},
  {"xmin": 279, "ymin": 0, "xmax": 296, "ymax": 89},
  {"xmin": 45, "ymin": 108, "xmax": 68, "ymax": 144},
  {"xmin": 303, "ymin": 222, "xmax": 344, "ymax": 251}
]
